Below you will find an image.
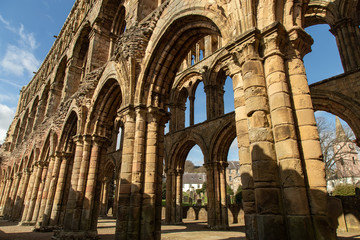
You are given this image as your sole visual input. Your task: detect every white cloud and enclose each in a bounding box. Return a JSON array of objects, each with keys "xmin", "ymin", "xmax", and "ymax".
[
  {"xmin": 0, "ymin": 78, "xmax": 23, "ymax": 88},
  {"xmin": 0, "ymin": 14, "xmax": 40, "ymax": 77},
  {"xmin": 1, "ymin": 45, "xmax": 40, "ymax": 77},
  {"xmin": 0, "ymin": 93, "xmax": 18, "ymax": 103},
  {"xmin": 18, "ymin": 24, "xmax": 38, "ymax": 50},
  {"xmin": 0, "ymin": 104, "xmax": 15, "ymax": 144}
]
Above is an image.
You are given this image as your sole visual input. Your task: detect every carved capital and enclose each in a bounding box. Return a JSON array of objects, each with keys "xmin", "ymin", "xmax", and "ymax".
[
  {"xmin": 262, "ymin": 22, "xmax": 287, "ymax": 59},
  {"xmin": 147, "ymin": 106, "xmax": 169, "ymax": 124},
  {"xmin": 226, "ymin": 29, "xmax": 262, "ymax": 67},
  {"xmin": 117, "ymin": 105, "xmax": 136, "ymax": 124},
  {"xmin": 286, "ymin": 27, "xmax": 313, "ymax": 59}
]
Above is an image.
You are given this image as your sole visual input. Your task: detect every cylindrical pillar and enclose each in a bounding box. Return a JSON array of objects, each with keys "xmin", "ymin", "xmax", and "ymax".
[{"xmin": 175, "ymin": 169, "xmax": 183, "ymax": 223}]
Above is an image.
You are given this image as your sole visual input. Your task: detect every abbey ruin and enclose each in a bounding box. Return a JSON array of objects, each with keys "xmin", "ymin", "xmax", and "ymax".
[{"xmin": 0, "ymin": 0, "xmax": 359, "ymax": 239}]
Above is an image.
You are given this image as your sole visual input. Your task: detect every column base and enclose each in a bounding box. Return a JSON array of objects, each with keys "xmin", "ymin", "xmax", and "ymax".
[
  {"xmin": 52, "ymin": 230, "xmax": 99, "ymax": 240},
  {"xmin": 208, "ymin": 224, "xmax": 229, "ymax": 230},
  {"xmin": 19, "ymin": 221, "xmax": 36, "ymax": 226}
]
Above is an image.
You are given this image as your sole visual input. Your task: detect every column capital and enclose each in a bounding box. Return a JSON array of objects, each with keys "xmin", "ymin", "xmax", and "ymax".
[
  {"xmin": 262, "ymin": 22, "xmax": 287, "ymax": 59},
  {"xmin": 92, "ymin": 135, "xmax": 111, "ymax": 147},
  {"xmin": 175, "ymin": 169, "xmax": 184, "ymax": 175},
  {"xmin": 218, "ymin": 161, "xmax": 229, "ymax": 169},
  {"xmin": 286, "ymin": 27, "xmax": 313, "ymax": 59},
  {"xmin": 117, "ymin": 104, "xmax": 136, "ymax": 120},
  {"xmin": 72, "ymin": 134, "xmax": 84, "ymax": 144},
  {"xmin": 225, "ymin": 28, "xmax": 262, "ymax": 67},
  {"xmin": 147, "ymin": 106, "xmax": 170, "ymax": 127}
]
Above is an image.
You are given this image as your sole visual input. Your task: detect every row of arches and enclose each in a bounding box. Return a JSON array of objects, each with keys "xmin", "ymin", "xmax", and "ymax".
[
  {"xmin": 5, "ymin": 0, "xmax": 127, "ymax": 153},
  {"xmin": 0, "ymin": 0, "xmax": 359, "ymax": 239}
]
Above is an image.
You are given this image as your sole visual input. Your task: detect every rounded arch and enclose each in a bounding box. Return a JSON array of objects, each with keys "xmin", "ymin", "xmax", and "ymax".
[
  {"xmin": 58, "ymin": 110, "xmax": 79, "ymax": 153},
  {"xmin": 311, "ymin": 89, "xmax": 360, "ymax": 143},
  {"xmin": 64, "ymin": 23, "xmax": 92, "ymax": 98},
  {"xmin": 166, "ymin": 132, "xmax": 208, "ymax": 171},
  {"xmin": 16, "ymin": 109, "xmax": 29, "ymax": 146},
  {"xmin": 10, "ymin": 119, "xmax": 21, "ymax": 151},
  {"xmin": 100, "ymin": 0, "xmax": 126, "ymax": 35},
  {"xmin": 137, "ymin": 12, "xmax": 226, "ymax": 108},
  {"xmin": 49, "ymin": 56, "xmax": 68, "ymax": 115},
  {"xmin": 210, "ymin": 117, "xmax": 237, "ymax": 164},
  {"xmin": 86, "ymin": 77, "xmax": 122, "ymax": 137}
]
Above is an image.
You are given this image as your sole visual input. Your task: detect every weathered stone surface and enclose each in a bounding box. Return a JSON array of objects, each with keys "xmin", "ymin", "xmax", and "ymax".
[{"xmin": 0, "ymin": 0, "xmax": 356, "ymax": 239}]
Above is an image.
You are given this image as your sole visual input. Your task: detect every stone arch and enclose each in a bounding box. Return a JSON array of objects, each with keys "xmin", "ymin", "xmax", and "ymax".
[
  {"xmin": 166, "ymin": 132, "xmax": 208, "ymax": 171},
  {"xmin": 10, "ymin": 120, "xmax": 21, "ymax": 151},
  {"xmin": 24, "ymin": 96, "xmax": 40, "ymax": 137},
  {"xmin": 16, "ymin": 109, "xmax": 29, "ymax": 146},
  {"xmin": 48, "ymin": 56, "xmax": 67, "ymax": 116},
  {"xmin": 58, "ymin": 110, "xmax": 79, "ymax": 153},
  {"xmin": 99, "ymin": 157, "xmax": 116, "ymax": 217},
  {"xmin": 64, "ymin": 24, "xmax": 92, "ymax": 99},
  {"xmin": 210, "ymin": 119, "xmax": 237, "ymax": 164},
  {"xmin": 87, "ymin": 77, "xmax": 123, "ymax": 138},
  {"xmin": 137, "ymin": 13, "xmax": 226, "ymax": 107},
  {"xmin": 34, "ymin": 83, "xmax": 50, "ymax": 129},
  {"xmin": 311, "ymin": 89, "xmax": 360, "ymax": 143},
  {"xmin": 26, "ymin": 149, "xmax": 36, "ymax": 170},
  {"xmin": 100, "ymin": 0, "xmax": 126, "ymax": 35},
  {"xmin": 48, "ymin": 110, "xmax": 78, "ymax": 227},
  {"xmin": 170, "ymin": 71, "xmax": 204, "ymax": 130}
]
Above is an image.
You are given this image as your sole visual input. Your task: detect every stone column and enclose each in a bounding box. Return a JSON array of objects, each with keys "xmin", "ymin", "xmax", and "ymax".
[
  {"xmin": 49, "ymin": 152, "xmax": 72, "ymax": 226},
  {"xmin": 205, "ymin": 162, "xmax": 216, "ymax": 227},
  {"xmin": 0, "ymin": 179, "xmax": 6, "ymax": 206},
  {"xmin": 0, "ymin": 176, "xmax": 13, "ymax": 216},
  {"xmin": 140, "ymin": 109, "xmax": 162, "ymax": 240},
  {"xmin": 79, "ymin": 136, "xmax": 106, "ymax": 233},
  {"xmin": 20, "ymin": 166, "xmax": 37, "ymax": 224},
  {"xmin": 165, "ymin": 169, "xmax": 174, "ymax": 224},
  {"xmin": 4, "ymin": 172, "xmax": 21, "ymax": 218},
  {"xmin": 170, "ymin": 170, "xmax": 177, "ymax": 224},
  {"xmin": 24, "ymin": 161, "xmax": 44, "ymax": 224},
  {"xmin": 286, "ymin": 28, "xmax": 336, "ymax": 240},
  {"xmin": 231, "ymin": 30, "xmax": 286, "ymax": 239},
  {"xmin": 175, "ymin": 169, "xmax": 183, "ymax": 223},
  {"xmin": 263, "ymin": 24, "xmax": 314, "ymax": 239},
  {"xmin": 42, "ymin": 152, "xmax": 62, "ymax": 227},
  {"xmin": 189, "ymin": 96, "xmax": 195, "ymax": 126},
  {"xmin": 330, "ymin": 18, "xmax": 360, "ymax": 72},
  {"xmin": 195, "ymin": 43, "xmax": 200, "ymax": 63},
  {"xmin": 116, "ymin": 108, "xmax": 136, "ymax": 239},
  {"xmin": 205, "ymin": 85, "xmax": 215, "ymax": 120},
  {"xmin": 31, "ymin": 162, "xmax": 49, "ymax": 223},
  {"xmin": 122, "ymin": 107, "xmax": 147, "ymax": 240},
  {"xmin": 63, "ymin": 135, "xmax": 85, "ymax": 230},
  {"xmin": 204, "ymin": 35, "xmax": 212, "ymax": 57},
  {"xmin": 225, "ymin": 58, "xmax": 256, "ymax": 238},
  {"xmin": 219, "ymin": 161, "xmax": 229, "ymax": 229},
  {"xmin": 35, "ymin": 155, "xmax": 55, "ymax": 228},
  {"xmin": 12, "ymin": 170, "xmax": 31, "ymax": 220}
]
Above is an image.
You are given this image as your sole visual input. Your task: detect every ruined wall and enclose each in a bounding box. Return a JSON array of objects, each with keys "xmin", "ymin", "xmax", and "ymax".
[{"xmin": 0, "ymin": 0, "xmax": 359, "ymax": 240}]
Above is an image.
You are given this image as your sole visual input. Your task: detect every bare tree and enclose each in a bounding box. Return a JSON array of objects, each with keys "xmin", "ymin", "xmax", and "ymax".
[{"xmin": 316, "ymin": 116, "xmax": 358, "ymax": 180}]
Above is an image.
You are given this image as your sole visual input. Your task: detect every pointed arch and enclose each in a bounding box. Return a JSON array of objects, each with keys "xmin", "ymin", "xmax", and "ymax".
[
  {"xmin": 136, "ymin": 12, "xmax": 226, "ymax": 108},
  {"xmin": 87, "ymin": 78, "xmax": 122, "ymax": 137},
  {"xmin": 166, "ymin": 132, "xmax": 208, "ymax": 170}
]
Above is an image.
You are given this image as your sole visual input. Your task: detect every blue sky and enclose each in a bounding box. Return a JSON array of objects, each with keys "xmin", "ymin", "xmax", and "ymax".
[
  {"xmin": 0, "ymin": 1, "xmax": 74, "ymax": 143},
  {"xmin": 0, "ymin": 2, "xmax": 349, "ymax": 167}
]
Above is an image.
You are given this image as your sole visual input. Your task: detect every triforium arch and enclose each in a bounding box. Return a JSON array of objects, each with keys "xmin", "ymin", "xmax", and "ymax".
[
  {"xmin": 164, "ymin": 133, "xmax": 208, "ymax": 225},
  {"xmin": 1, "ymin": 1, "xmax": 360, "ymax": 240}
]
